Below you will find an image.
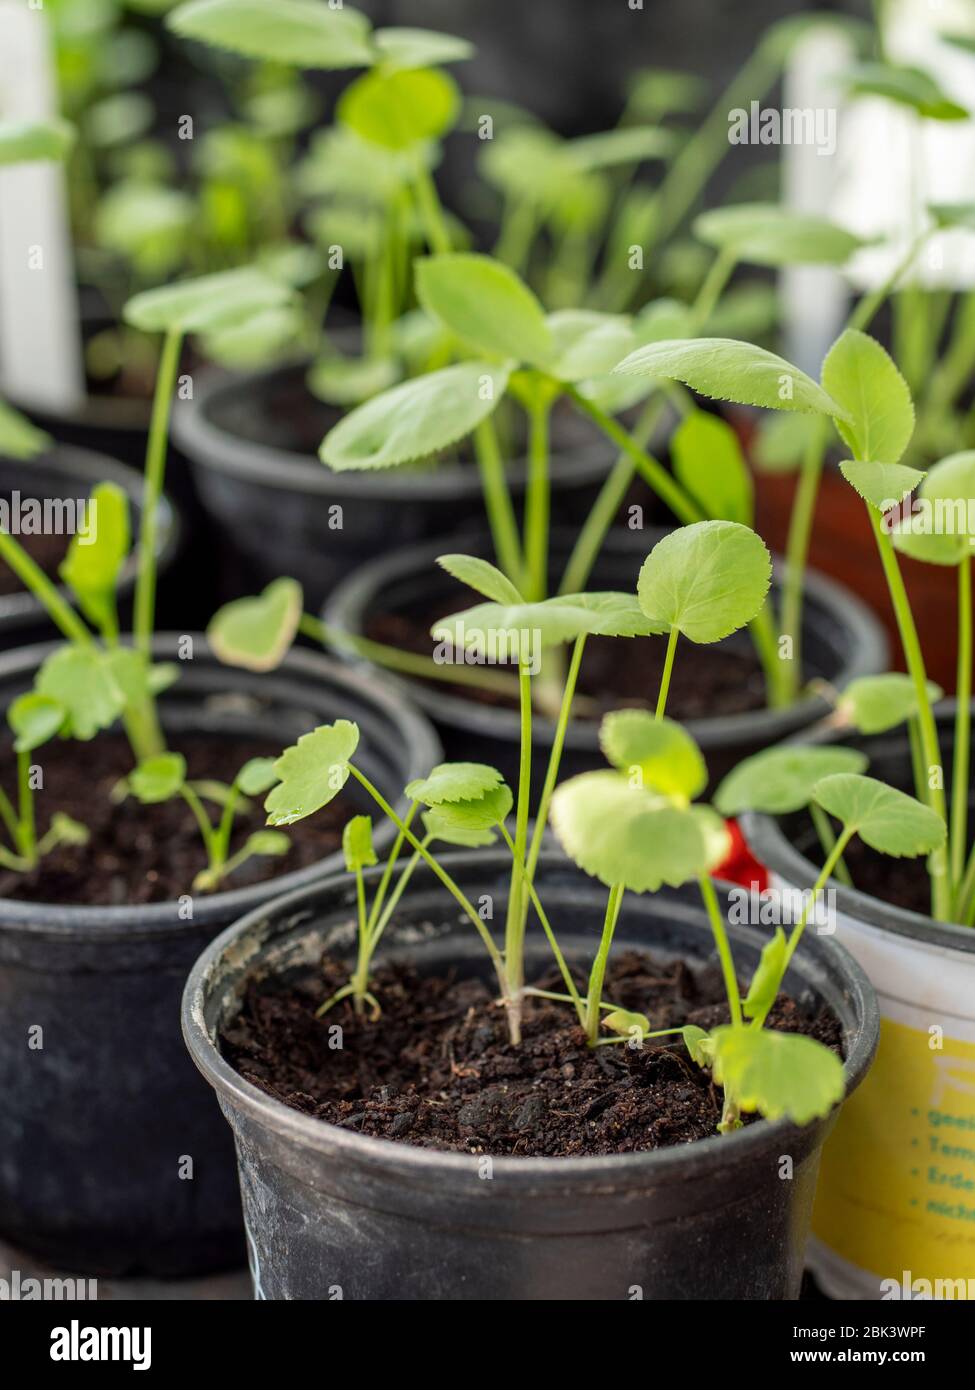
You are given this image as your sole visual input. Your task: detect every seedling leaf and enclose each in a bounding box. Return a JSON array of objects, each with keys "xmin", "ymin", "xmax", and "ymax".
[
  {"xmin": 694, "ymin": 204, "xmax": 866, "ymax": 267},
  {"xmin": 130, "ymin": 752, "xmax": 187, "ymax": 804},
  {"xmin": 123, "ymin": 266, "xmax": 292, "ymax": 335},
  {"xmin": 599, "ymin": 710, "xmax": 707, "ymax": 802},
  {"xmin": 416, "ymin": 255, "xmax": 553, "ymax": 366},
  {"xmin": 433, "ymin": 591, "xmax": 665, "ymax": 661},
  {"xmin": 545, "ymin": 310, "xmax": 636, "ymax": 382},
  {"xmin": 671, "ymin": 410, "xmax": 753, "ymax": 525},
  {"xmin": 837, "ymin": 673, "xmax": 944, "ymax": 734},
  {"xmin": 742, "ymin": 927, "xmax": 787, "ymax": 1022},
  {"xmin": 602, "ymin": 1009, "xmax": 651, "ymax": 1039},
  {"xmin": 813, "ymin": 773, "xmax": 947, "ymax": 857},
  {"xmin": 36, "ymin": 646, "xmax": 126, "ymax": 741},
  {"xmin": 321, "ymin": 363, "xmax": 509, "ymax": 471},
  {"xmin": 265, "ymin": 721, "xmax": 360, "ymax": 825},
  {"xmin": 838, "ymin": 460, "xmax": 924, "ymax": 510},
  {"xmin": 417, "ymin": 784, "xmax": 512, "ymax": 834},
  {"xmin": 244, "ymin": 830, "xmax": 291, "ymax": 857},
  {"xmin": 406, "ymin": 762, "xmax": 504, "ymax": 805},
  {"xmin": 550, "ymin": 770, "xmax": 720, "ymax": 892},
  {"xmin": 637, "ymin": 521, "xmax": 772, "ymax": 643},
  {"xmin": 891, "ymin": 451, "xmax": 975, "ymax": 565},
  {"xmin": 8, "ymin": 694, "xmax": 64, "ymax": 753},
  {"xmin": 682, "ymin": 1024, "xmax": 714, "ymax": 1068},
  {"xmin": 436, "ymin": 554, "xmax": 523, "ymax": 605},
  {"xmin": 373, "ymin": 27, "xmax": 474, "ymax": 69},
  {"xmin": 710, "ymin": 1025, "xmax": 844, "ymax": 1125},
  {"xmin": 343, "ymin": 814, "xmax": 377, "ymax": 872},
  {"xmin": 842, "ymin": 62, "xmax": 969, "ymax": 121},
  {"xmin": 0, "ymin": 118, "xmax": 75, "ymax": 165},
  {"xmin": 821, "ymin": 329, "xmax": 914, "ymax": 465},
  {"xmin": 166, "ymin": 0, "xmax": 375, "ymax": 69},
  {"xmin": 613, "ymin": 338, "xmax": 847, "ymax": 417},
  {"xmin": 207, "ymin": 578, "xmax": 302, "ymax": 672},
  {"xmin": 422, "ymin": 807, "xmax": 498, "ymax": 847},
  {"xmin": 714, "ymin": 745, "xmax": 869, "ymax": 816},
  {"xmin": 566, "ymin": 126, "xmax": 674, "ymax": 170},
  {"xmin": 58, "ymin": 482, "xmax": 130, "ymax": 633},
  {"xmin": 338, "ymin": 66, "xmax": 459, "ymax": 150},
  {"xmin": 0, "ymin": 400, "xmax": 51, "ymax": 460},
  {"xmin": 237, "ymin": 758, "xmax": 279, "ymax": 796}
]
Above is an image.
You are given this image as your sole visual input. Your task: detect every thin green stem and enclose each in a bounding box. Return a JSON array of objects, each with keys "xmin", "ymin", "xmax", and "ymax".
[
  {"xmin": 366, "ymin": 840, "xmax": 427, "ymax": 959},
  {"xmin": 0, "ymin": 784, "xmax": 20, "ymax": 848},
  {"xmin": 523, "ymin": 396, "xmax": 552, "ymax": 602},
  {"xmin": 749, "ymin": 601, "xmax": 790, "ymax": 710},
  {"xmin": 564, "ymin": 385, "xmax": 704, "ymax": 525},
  {"xmin": 134, "ymin": 328, "xmax": 182, "ymax": 657},
  {"xmin": 348, "ymin": 766, "xmax": 509, "ymax": 991},
  {"xmin": 778, "ymin": 827, "xmax": 854, "ymax": 979},
  {"xmin": 180, "ymin": 784, "xmax": 216, "ymax": 864},
  {"xmin": 697, "ymin": 874, "xmax": 742, "ymax": 1028},
  {"xmin": 499, "ymin": 823, "xmax": 585, "ymax": 1025},
  {"xmin": 473, "ymin": 415, "xmax": 525, "ymax": 590},
  {"xmin": 655, "ymin": 626, "xmax": 679, "ymax": 720},
  {"xmin": 525, "ymin": 634, "xmax": 586, "ymax": 887},
  {"xmin": 951, "ymin": 556, "xmax": 972, "ymax": 900},
  {"xmin": 364, "ymin": 801, "xmax": 418, "ymax": 938},
  {"xmin": 780, "ymin": 417, "xmax": 828, "ymax": 702},
  {"xmin": 693, "ymin": 248, "xmax": 737, "ymax": 325},
  {"xmin": 502, "ymin": 660, "xmax": 533, "ymax": 1041},
  {"xmin": 0, "ymin": 530, "xmax": 92, "ymax": 646},
  {"xmin": 869, "ymin": 511, "xmax": 951, "ymax": 917},
  {"xmin": 412, "ymin": 162, "xmax": 451, "ymax": 255},
  {"xmin": 811, "ymin": 803, "xmax": 853, "ymax": 889},
  {"xmin": 16, "ymin": 751, "xmax": 35, "ymax": 867},
  {"xmin": 585, "ymin": 881, "xmax": 625, "ymax": 1043}
]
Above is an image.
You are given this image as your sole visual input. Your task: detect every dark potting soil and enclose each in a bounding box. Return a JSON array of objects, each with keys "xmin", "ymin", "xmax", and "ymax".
[
  {"xmin": 0, "ymin": 733, "xmax": 349, "ymax": 907},
  {"xmin": 368, "ymin": 609, "xmax": 767, "ymax": 722},
  {"xmin": 223, "ymin": 950, "xmax": 841, "ymax": 1157},
  {"xmin": 0, "ymin": 521, "xmax": 69, "ymax": 597}
]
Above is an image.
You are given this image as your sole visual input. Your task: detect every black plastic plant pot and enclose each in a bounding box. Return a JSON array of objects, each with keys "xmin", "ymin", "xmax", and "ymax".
[
  {"xmin": 0, "ymin": 636, "xmax": 440, "ymax": 1278},
  {"xmin": 741, "ymin": 703, "xmax": 975, "ymax": 1299},
  {"xmin": 183, "ymin": 853, "xmax": 879, "ymax": 1301},
  {"xmin": 171, "ymin": 363, "xmax": 616, "ymax": 610},
  {"xmin": 323, "ymin": 529, "xmax": 890, "ymax": 795},
  {"xmin": 0, "ymin": 445, "xmax": 179, "ymax": 650}
]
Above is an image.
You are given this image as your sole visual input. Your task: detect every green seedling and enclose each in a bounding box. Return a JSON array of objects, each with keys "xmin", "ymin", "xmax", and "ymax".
[
  {"xmin": 119, "ymin": 751, "xmax": 288, "ymax": 891},
  {"xmin": 258, "ymin": 519, "xmax": 843, "ymax": 1133},
  {"xmin": 0, "ymin": 694, "xmax": 88, "ymax": 874}
]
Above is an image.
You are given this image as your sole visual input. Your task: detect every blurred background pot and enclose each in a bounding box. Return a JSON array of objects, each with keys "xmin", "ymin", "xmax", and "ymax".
[
  {"xmin": 0, "ymin": 443, "xmax": 178, "ymax": 649},
  {"xmin": 0, "ymin": 636, "xmax": 440, "ymax": 1278},
  {"xmin": 183, "ymin": 854, "xmax": 878, "ymax": 1301},
  {"xmin": 742, "ymin": 703, "xmax": 975, "ymax": 1299}
]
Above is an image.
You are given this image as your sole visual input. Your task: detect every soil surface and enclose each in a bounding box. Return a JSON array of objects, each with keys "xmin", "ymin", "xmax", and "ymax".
[
  {"xmin": 223, "ymin": 949, "xmax": 841, "ymax": 1157},
  {"xmin": 0, "ymin": 733, "xmax": 349, "ymax": 906},
  {"xmin": 368, "ymin": 608, "xmax": 767, "ymax": 722},
  {"xmin": 0, "ymin": 522, "xmax": 69, "ymax": 598}
]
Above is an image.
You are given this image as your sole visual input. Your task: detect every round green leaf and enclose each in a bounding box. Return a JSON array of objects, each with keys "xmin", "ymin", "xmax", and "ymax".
[
  {"xmin": 813, "ymin": 773, "xmax": 947, "ymax": 858},
  {"xmin": 837, "ymin": 674, "xmax": 944, "ymax": 735},
  {"xmin": 821, "ymin": 329, "xmax": 915, "ymax": 465},
  {"xmin": 891, "ymin": 451, "xmax": 975, "ymax": 566},
  {"xmin": 433, "ymin": 591, "xmax": 664, "ymax": 662},
  {"xmin": 207, "ymin": 578, "xmax": 302, "ymax": 673},
  {"xmin": 405, "ymin": 762, "xmax": 504, "ymax": 805},
  {"xmin": 637, "ymin": 521, "xmax": 772, "ymax": 643},
  {"xmin": 36, "ymin": 646, "xmax": 126, "ymax": 742},
  {"xmin": 550, "ymin": 770, "xmax": 721, "ymax": 892},
  {"xmin": 417, "ymin": 784, "xmax": 512, "ymax": 835},
  {"xmin": 436, "ymin": 554, "xmax": 523, "ymax": 606},
  {"xmin": 710, "ymin": 1025, "xmax": 845, "ymax": 1125},
  {"xmin": 694, "ymin": 204, "xmax": 866, "ymax": 267},
  {"xmin": 130, "ymin": 752, "xmax": 187, "ymax": 804},
  {"xmin": 237, "ymin": 757, "xmax": 279, "ymax": 796},
  {"xmin": 307, "ymin": 354, "xmax": 400, "ymax": 407},
  {"xmin": 338, "ymin": 66, "xmax": 459, "ymax": 150},
  {"xmin": 0, "ymin": 400, "xmax": 50, "ymax": 461},
  {"xmin": 613, "ymin": 338, "xmax": 847, "ymax": 417},
  {"xmin": 714, "ymin": 746, "xmax": 869, "ymax": 816},
  {"xmin": 416, "ymin": 255, "xmax": 553, "ymax": 367},
  {"xmin": 599, "ymin": 711, "xmax": 707, "ymax": 802},
  {"xmin": 264, "ymin": 721, "xmax": 360, "ymax": 826},
  {"xmin": 320, "ymin": 363, "xmax": 509, "ymax": 471},
  {"xmin": 244, "ymin": 830, "xmax": 291, "ymax": 857},
  {"xmin": 8, "ymin": 693, "xmax": 65, "ymax": 753},
  {"xmin": 166, "ymin": 0, "xmax": 375, "ymax": 69},
  {"xmin": 422, "ymin": 807, "xmax": 498, "ymax": 848},
  {"xmin": 123, "ymin": 267, "xmax": 292, "ymax": 335}
]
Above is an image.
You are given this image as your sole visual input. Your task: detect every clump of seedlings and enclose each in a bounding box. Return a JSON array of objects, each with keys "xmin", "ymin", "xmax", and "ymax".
[
  {"xmin": 238, "ymin": 520, "xmax": 850, "ymax": 1132},
  {"xmin": 642, "ymin": 327, "xmax": 970, "ymax": 925},
  {"xmin": 0, "ymin": 263, "xmax": 312, "ymax": 893}
]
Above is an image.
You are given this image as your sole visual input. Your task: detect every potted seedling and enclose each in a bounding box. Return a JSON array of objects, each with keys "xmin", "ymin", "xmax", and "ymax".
[
  {"xmin": 703, "ymin": 328, "xmax": 975, "ymax": 1297},
  {"xmin": 184, "ymin": 519, "xmax": 878, "ymax": 1300},
  {"xmin": 0, "ymin": 263, "xmax": 439, "ymax": 1276}
]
